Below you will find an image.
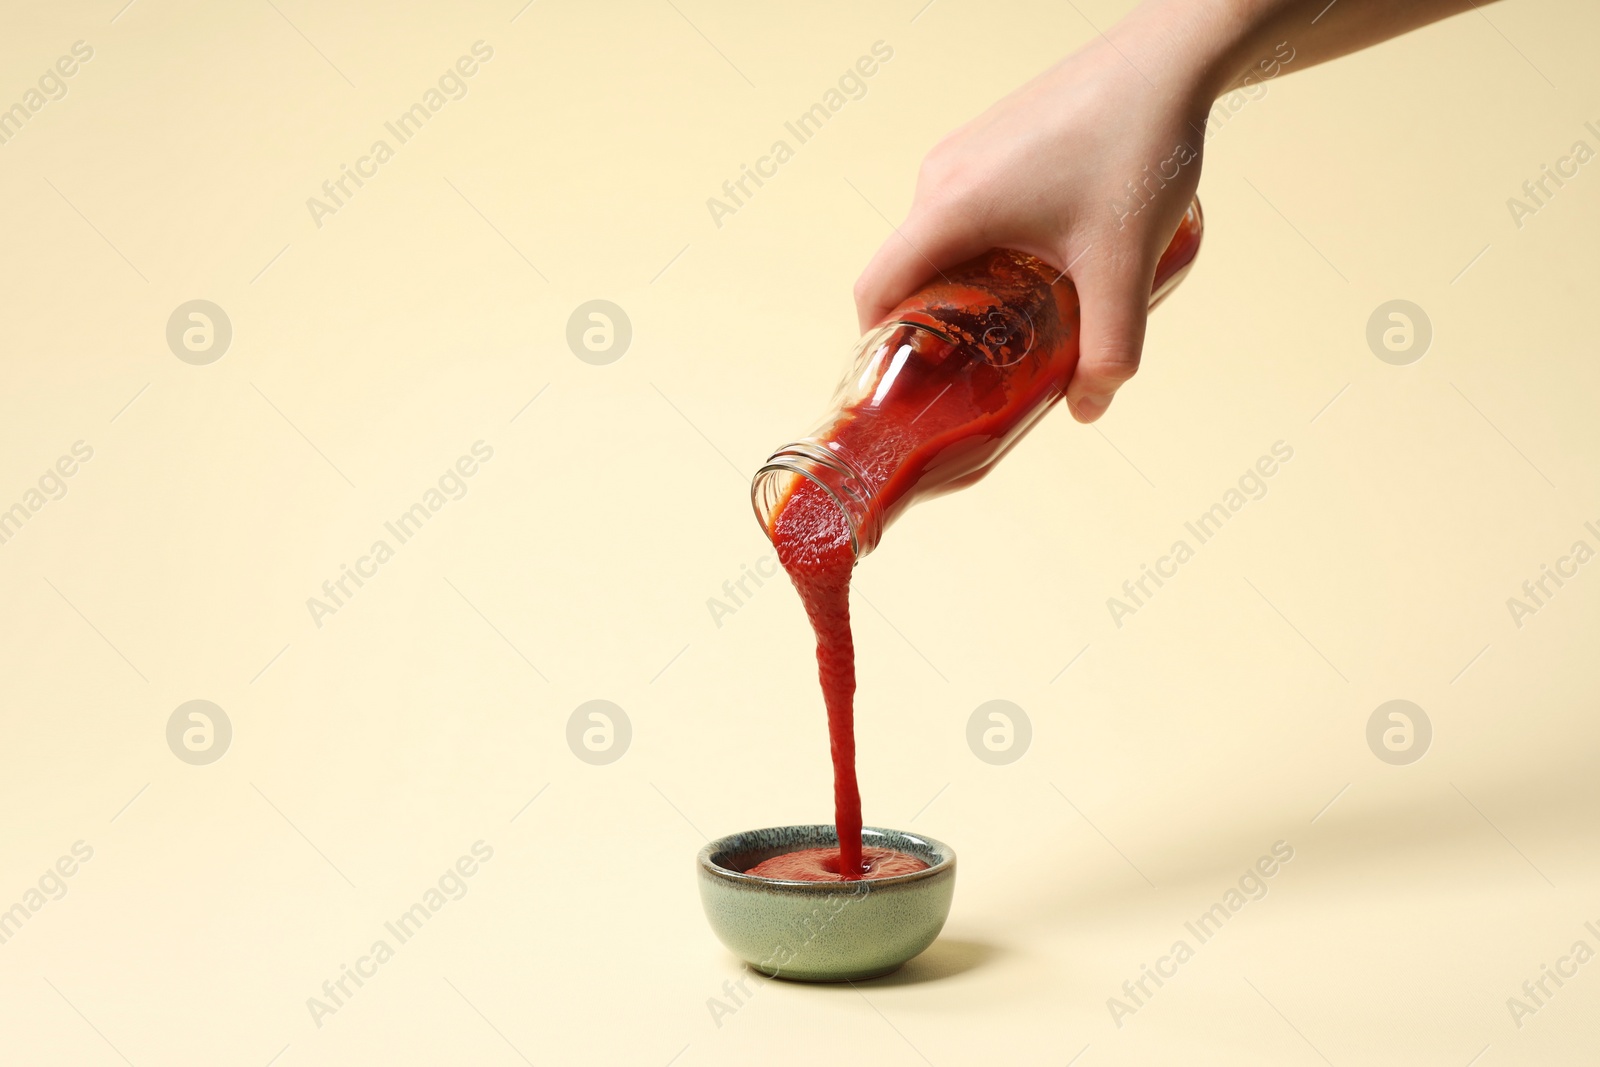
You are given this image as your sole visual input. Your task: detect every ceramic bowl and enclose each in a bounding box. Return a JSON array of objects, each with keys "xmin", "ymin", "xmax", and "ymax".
[{"xmin": 697, "ymin": 825, "xmax": 956, "ymax": 982}]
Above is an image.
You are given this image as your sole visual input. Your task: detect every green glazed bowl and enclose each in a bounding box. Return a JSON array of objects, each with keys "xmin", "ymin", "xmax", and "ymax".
[{"xmin": 697, "ymin": 825, "xmax": 956, "ymax": 982}]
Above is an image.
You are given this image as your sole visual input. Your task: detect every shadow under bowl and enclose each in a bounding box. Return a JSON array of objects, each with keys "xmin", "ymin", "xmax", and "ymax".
[{"xmin": 697, "ymin": 825, "xmax": 956, "ymax": 982}]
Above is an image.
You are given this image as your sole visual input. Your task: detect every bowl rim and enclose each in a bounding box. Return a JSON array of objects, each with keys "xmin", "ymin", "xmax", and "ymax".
[{"xmin": 697, "ymin": 824, "xmax": 955, "ymax": 890}]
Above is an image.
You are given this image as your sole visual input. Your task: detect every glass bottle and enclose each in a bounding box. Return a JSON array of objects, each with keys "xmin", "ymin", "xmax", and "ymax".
[{"xmin": 752, "ymin": 197, "xmax": 1204, "ymax": 558}]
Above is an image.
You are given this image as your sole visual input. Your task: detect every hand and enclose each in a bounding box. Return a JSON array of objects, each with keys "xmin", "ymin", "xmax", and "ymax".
[
  {"xmin": 853, "ymin": 0, "xmax": 1490, "ymax": 422},
  {"xmin": 852, "ymin": 24, "xmax": 1216, "ymax": 423}
]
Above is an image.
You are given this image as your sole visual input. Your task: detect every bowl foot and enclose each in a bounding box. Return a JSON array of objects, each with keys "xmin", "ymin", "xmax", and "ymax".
[{"xmin": 749, "ymin": 962, "xmax": 905, "ymax": 984}]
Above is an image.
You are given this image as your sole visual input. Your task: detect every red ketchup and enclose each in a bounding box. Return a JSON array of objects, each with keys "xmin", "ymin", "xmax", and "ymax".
[
  {"xmin": 754, "ymin": 200, "xmax": 1204, "ymax": 881},
  {"xmin": 746, "ymin": 846, "xmax": 929, "ymax": 882}
]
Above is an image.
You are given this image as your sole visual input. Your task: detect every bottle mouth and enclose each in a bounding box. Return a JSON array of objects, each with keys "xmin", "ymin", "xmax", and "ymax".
[{"xmin": 750, "ymin": 441, "xmax": 882, "ymax": 560}]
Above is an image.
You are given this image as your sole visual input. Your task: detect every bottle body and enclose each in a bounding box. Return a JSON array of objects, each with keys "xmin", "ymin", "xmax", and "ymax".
[{"xmin": 753, "ymin": 197, "xmax": 1204, "ymax": 558}]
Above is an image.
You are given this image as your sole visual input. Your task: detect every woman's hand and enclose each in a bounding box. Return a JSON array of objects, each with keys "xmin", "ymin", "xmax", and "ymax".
[
  {"xmin": 852, "ymin": 0, "xmax": 1488, "ymax": 422},
  {"xmin": 852, "ymin": 23, "xmax": 1216, "ymax": 423}
]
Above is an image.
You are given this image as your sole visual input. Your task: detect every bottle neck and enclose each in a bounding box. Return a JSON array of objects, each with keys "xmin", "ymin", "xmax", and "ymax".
[{"xmin": 751, "ymin": 441, "xmax": 883, "ymax": 560}]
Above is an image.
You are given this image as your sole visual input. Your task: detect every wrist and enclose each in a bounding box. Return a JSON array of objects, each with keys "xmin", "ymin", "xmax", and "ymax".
[{"xmin": 1116, "ymin": 0, "xmax": 1291, "ymax": 103}]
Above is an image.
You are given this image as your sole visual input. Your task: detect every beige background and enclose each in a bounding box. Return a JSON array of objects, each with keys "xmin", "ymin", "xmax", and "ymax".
[{"xmin": 2, "ymin": 0, "xmax": 1596, "ymax": 1063}]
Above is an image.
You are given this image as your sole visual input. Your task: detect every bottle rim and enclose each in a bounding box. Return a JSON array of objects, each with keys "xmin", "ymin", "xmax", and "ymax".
[{"xmin": 750, "ymin": 441, "xmax": 881, "ymax": 560}]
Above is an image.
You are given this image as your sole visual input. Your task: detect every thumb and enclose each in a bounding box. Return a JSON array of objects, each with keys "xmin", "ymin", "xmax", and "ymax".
[
  {"xmin": 853, "ymin": 210, "xmax": 989, "ymax": 334},
  {"xmin": 1064, "ymin": 259, "xmax": 1152, "ymax": 423}
]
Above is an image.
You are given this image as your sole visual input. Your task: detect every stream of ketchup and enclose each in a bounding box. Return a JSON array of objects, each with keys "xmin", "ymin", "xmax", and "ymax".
[
  {"xmin": 768, "ymin": 480, "xmax": 869, "ymax": 878},
  {"xmin": 764, "ymin": 214, "xmax": 1203, "ymax": 882}
]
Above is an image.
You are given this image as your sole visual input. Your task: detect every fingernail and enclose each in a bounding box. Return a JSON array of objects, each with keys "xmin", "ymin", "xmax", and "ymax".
[{"xmin": 1074, "ymin": 395, "xmax": 1106, "ymax": 421}]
